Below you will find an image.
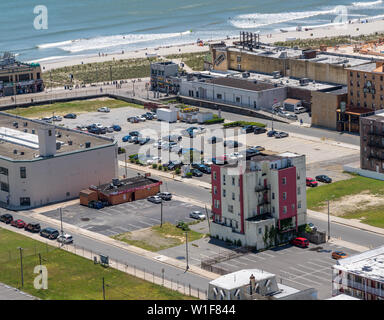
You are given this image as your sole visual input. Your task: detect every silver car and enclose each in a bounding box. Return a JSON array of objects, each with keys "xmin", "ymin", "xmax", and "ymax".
[
  {"xmin": 189, "ymin": 211, "xmax": 206, "ymax": 220},
  {"xmin": 57, "ymin": 234, "xmax": 73, "ymax": 244},
  {"xmin": 147, "ymin": 195, "xmax": 162, "ymax": 204}
]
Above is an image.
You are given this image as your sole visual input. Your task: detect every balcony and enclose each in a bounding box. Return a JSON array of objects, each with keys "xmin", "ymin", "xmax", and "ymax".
[
  {"xmin": 368, "ymin": 130, "xmax": 384, "ymax": 137},
  {"xmin": 367, "ymin": 141, "xmax": 384, "ymax": 149},
  {"xmin": 255, "ymin": 184, "xmax": 270, "ymax": 192},
  {"xmin": 368, "ymin": 153, "xmax": 384, "ymax": 161}
]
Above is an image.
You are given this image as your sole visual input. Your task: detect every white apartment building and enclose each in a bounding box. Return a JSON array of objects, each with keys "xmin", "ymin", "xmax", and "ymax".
[
  {"xmin": 211, "ymin": 152, "xmax": 306, "ymax": 249},
  {"xmin": 0, "ymin": 112, "xmax": 118, "ymax": 210}
]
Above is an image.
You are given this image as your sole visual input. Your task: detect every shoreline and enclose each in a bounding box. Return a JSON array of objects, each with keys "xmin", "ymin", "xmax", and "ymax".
[{"xmin": 37, "ymin": 18, "xmax": 384, "ymax": 71}]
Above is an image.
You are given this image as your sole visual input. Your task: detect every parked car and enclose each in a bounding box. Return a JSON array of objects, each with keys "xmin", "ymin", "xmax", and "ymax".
[
  {"xmin": 0, "ymin": 214, "xmax": 13, "ymax": 224},
  {"xmin": 138, "ymin": 115, "xmax": 147, "ymax": 122},
  {"xmin": 190, "ymin": 168, "xmax": 203, "ymax": 177},
  {"xmin": 241, "ymin": 125, "xmax": 255, "ymax": 134},
  {"xmin": 52, "ymin": 115, "xmax": 62, "ymax": 121},
  {"xmin": 192, "ymin": 163, "xmax": 211, "ymax": 174},
  {"xmin": 57, "ymin": 234, "xmax": 74, "ymax": 244},
  {"xmin": 128, "ymin": 116, "xmax": 139, "ymax": 123},
  {"xmin": 306, "ymin": 177, "xmax": 318, "ymax": 187},
  {"xmin": 106, "ymin": 126, "xmax": 114, "ymax": 133},
  {"xmin": 41, "ymin": 117, "xmax": 52, "ymax": 123},
  {"xmin": 274, "ymin": 132, "xmax": 289, "ymax": 139},
  {"xmin": 229, "ymin": 152, "xmax": 244, "ymax": 161},
  {"xmin": 252, "ymin": 146, "xmax": 265, "ymax": 152},
  {"xmin": 130, "ymin": 136, "xmax": 139, "ymax": 143},
  {"xmin": 162, "ymin": 135, "xmax": 182, "ymax": 142},
  {"xmin": 138, "ymin": 137, "xmax": 150, "ymax": 145},
  {"xmin": 153, "ymin": 140, "xmax": 163, "ymax": 149},
  {"xmin": 287, "ymin": 114, "xmax": 298, "ymax": 120},
  {"xmin": 267, "ymin": 130, "xmax": 277, "ymax": 137},
  {"xmin": 88, "ymin": 127, "xmax": 101, "ymax": 134},
  {"xmin": 307, "ymin": 223, "xmax": 317, "ymax": 232},
  {"xmin": 76, "ymin": 125, "xmax": 88, "ymax": 131},
  {"xmin": 143, "ymin": 155, "xmax": 161, "ymax": 165},
  {"xmin": 254, "ymin": 126, "xmax": 267, "ymax": 134},
  {"xmin": 243, "ymin": 148, "xmax": 260, "ymax": 159},
  {"xmin": 162, "ymin": 141, "xmax": 178, "ymax": 151},
  {"xmin": 129, "ymin": 131, "xmax": 140, "ymax": 136},
  {"xmin": 122, "ymin": 135, "xmax": 132, "ymax": 142},
  {"xmin": 332, "ymin": 251, "xmax": 348, "ymax": 260},
  {"xmin": 64, "ymin": 113, "xmax": 77, "ymax": 119},
  {"xmin": 294, "ymin": 107, "xmax": 307, "ymax": 114},
  {"xmin": 112, "ymin": 125, "xmax": 121, "ymax": 132},
  {"xmin": 224, "ymin": 140, "xmax": 239, "ymax": 148},
  {"xmin": 207, "ymin": 136, "xmax": 222, "ymax": 144},
  {"xmin": 40, "ymin": 228, "xmax": 60, "ymax": 240},
  {"xmin": 24, "ymin": 222, "xmax": 41, "ymax": 233},
  {"xmin": 315, "ymin": 175, "xmax": 332, "ymax": 183},
  {"xmin": 291, "ymin": 237, "xmax": 309, "ymax": 248},
  {"xmin": 147, "ymin": 195, "xmax": 162, "ymax": 204},
  {"xmin": 189, "ymin": 211, "xmax": 206, "ymax": 220},
  {"xmin": 88, "ymin": 200, "xmax": 104, "ymax": 209},
  {"xmin": 11, "ymin": 219, "xmax": 26, "ymax": 228},
  {"xmin": 157, "ymin": 192, "xmax": 172, "ymax": 200},
  {"xmin": 167, "ymin": 160, "xmax": 182, "ymax": 170},
  {"xmin": 98, "ymin": 107, "xmax": 110, "ymax": 112}
]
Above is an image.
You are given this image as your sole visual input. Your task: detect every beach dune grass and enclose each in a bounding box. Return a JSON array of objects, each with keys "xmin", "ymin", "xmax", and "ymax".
[
  {"xmin": 0, "ymin": 228, "xmax": 194, "ymax": 300},
  {"xmin": 5, "ymin": 98, "xmax": 143, "ymax": 119}
]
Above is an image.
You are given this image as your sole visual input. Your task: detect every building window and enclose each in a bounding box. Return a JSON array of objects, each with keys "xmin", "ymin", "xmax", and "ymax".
[
  {"xmin": 232, "ymin": 193, "xmax": 235, "ymax": 200},
  {"xmin": 20, "ymin": 167, "xmax": 26, "ymax": 179},
  {"xmin": 213, "ymin": 172, "xmax": 217, "ymax": 180},
  {"xmin": 214, "ymin": 199, "xmax": 220, "ymax": 209},
  {"xmin": 20, "ymin": 197, "xmax": 30, "ymax": 206},
  {"xmin": 232, "ymin": 177, "xmax": 235, "ymax": 186},
  {"xmin": 237, "ymin": 56, "xmax": 241, "ymax": 63},
  {"xmin": 223, "ymin": 175, "xmax": 226, "ymax": 185},
  {"xmin": 66, "ymin": 192, "xmax": 70, "ymax": 197},
  {"xmin": 298, "ymin": 201, "xmax": 301, "ymax": 209},
  {"xmin": 0, "ymin": 167, "xmax": 8, "ymax": 176},
  {"xmin": 228, "ymin": 205, "xmax": 234, "ymax": 213},
  {"xmin": 48, "ymin": 130, "xmax": 52, "ymax": 136},
  {"xmin": 1, "ymin": 182, "xmax": 9, "ymax": 192},
  {"xmin": 283, "ymin": 192, "xmax": 287, "ymax": 200},
  {"xmin": 258, "ymin": 227, "xmax": 262, "ymax": 234},
  {"xmin": 292, "ymin": 204, "xmax": 295, "ymax": 210},
  {"xmin": 282, "ymin": 177, "xmax": 286, "ymax": 185},
  {"xmin": 214, "ymin": 186, "xmax": 217, "ymax": 195},
  {"xmin": 223, "ymin": 189, "xmax": 226, "ymax": 197},
  {"xmin": 235, "ymin": 97, "xmax": 241, "ymax": 103},
  {"xmin": 217, "ymin": 93, "xmax": 222, "ymax": 100},
  {"xmin": 272, "ymin": 193, "xmax": 275, "ymax": 200},
  {"xmin": 298, "ymin": 187, "xmax": 301, "ymax": 195},
  {"xmin": 283, "ymin": 206, "xmax": 287, "ymax": 214}
]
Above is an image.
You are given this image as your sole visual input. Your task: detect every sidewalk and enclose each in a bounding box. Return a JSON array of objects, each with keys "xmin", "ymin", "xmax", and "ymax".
[
  {"xmin": 119, "ymin": 160, "xmax": 212, "ymax": 190},
  {"xmin": 308, "ymin": 209, "xmax": 384, "ymax": 237}
]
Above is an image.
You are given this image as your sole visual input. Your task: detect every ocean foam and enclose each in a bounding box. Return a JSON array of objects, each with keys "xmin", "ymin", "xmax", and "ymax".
[{"xmin": 352, "ymin": 0, "xmax": 383, "ymax": 7}]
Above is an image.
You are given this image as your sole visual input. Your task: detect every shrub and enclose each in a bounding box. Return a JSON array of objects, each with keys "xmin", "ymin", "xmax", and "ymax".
[
  {"xmin": 163, "ymin": 167, "xmax": 168, "ymax": 172},
  {"xmin": 152, "ymin": 164, "xmax": 158, "ymax": 169},
  {"xmin": 186, "ymin": 172, "xmax": 193, "ymax": 178},
  {"xmin": 204, "ymin": 118, "xmax": 224, "ymax": 125},
  {"xmin": 135, "ymin": 159, "xmax": 140, "ymax": 165},
  {"xmin": 130, "ymin": 159, "xmax": 135, "ymax": 163},
  {"xmin": 158, "ymin": 165, "xmax": 163, "ymax": 171},
  {"xmin": 175, "ymin": 168, "xmax": 181, "ymax": 175},
  {"xmin": 129, "ymin": 154, "xmax": 138, "ymax": 159},
  {"xmin": 223, "ymin": 121, "xmax": 266, "ymax": 128}
]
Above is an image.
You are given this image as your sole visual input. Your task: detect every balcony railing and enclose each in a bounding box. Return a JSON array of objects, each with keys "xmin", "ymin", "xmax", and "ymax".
[{"xmin": 255, "ymin": 184, "xmax": 270, "ymax": 192}]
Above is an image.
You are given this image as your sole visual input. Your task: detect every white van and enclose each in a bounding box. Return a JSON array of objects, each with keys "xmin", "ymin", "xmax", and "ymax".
[{"xmin": 294, "ymin": 106, "xmax": 307, "ymax": 114}]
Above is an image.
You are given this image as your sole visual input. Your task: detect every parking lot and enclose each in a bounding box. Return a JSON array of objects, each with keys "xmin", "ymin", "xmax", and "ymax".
[
  {"xmin": 40, "ymin": 198, "xmax": 206, "ymax": 237},
  {"xmin": 158, "ymin": 233, "xmax": 357, "ymax": 300}
]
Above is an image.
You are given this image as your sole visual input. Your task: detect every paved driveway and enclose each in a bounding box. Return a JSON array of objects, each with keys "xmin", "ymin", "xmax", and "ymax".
[{"xmin": 0, "ymin": 283, "xmax": 36, "ymax": 300}]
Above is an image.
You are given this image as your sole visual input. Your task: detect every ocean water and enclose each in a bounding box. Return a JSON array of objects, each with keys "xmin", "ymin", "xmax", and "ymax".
[{"xmin": 1, "ymin": 0, "xmax": 384, "ymax": 62}]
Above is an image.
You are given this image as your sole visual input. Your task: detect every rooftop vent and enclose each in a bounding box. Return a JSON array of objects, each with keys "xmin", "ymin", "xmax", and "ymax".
[{"xmin": 362, "ymin": 265, "xmax": 373, "ymax": 272}]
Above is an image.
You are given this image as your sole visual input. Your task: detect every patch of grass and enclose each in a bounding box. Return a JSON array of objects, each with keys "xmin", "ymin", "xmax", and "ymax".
[
  {"xmin": 342, "ymin": 205, "xmax": 384, "ymax": 228},
  {"xmin": 0, "ymin": 228, "xmax": 193, "ymax": 300},
  {"xmin": 165, "ymin": 51, "xmax": 210, "ymax": 71},
  {"xmin": 223, "ymin": 121, "xmax": 266, "ymax": 128},
  {"xmin": 112, "ymin": 223, "xmax": 206, "ymax": 252},
  {"xmin": 307, "ymin": 175, "xmax": 384, "ymax": 211},
  {"xmin": 5, "ymin": 98, "xmax": 143, "ymax": 118}
]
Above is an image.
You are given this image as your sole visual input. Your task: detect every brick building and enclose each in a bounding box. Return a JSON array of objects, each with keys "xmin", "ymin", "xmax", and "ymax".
[
  {"xmin": 359, "ymin": 111, "xmax": 384, "ymax": 173},
  {"xmin": 210, "ymin": 152, "xmax": 306, "ymax": 249}
]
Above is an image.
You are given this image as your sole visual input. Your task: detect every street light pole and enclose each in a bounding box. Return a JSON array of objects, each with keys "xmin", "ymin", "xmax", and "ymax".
[
  {"xmin": 185, "ymin": 232, "xmax": 189, "ymax": 272},
  {"xmin": 327, "ymin": 200, "xmax": 331, "ymax": 241},
  {"xmin": 102, "ymin": 277, "xmax": 106, "ymax": 300},
  {"xmin": 160, "ymin": 200, "xmax": 163, "ymax": 228},
  {"xmin": 60, "ymin": 207, "xmax": 64, "ymax": 236},
  {"xmin": 124, "ymin": 152, "xmax": 128, "ymax": 178},
  {"xmin": 18, "ymin": 247, "xmax": 24, "ymax": 287}
]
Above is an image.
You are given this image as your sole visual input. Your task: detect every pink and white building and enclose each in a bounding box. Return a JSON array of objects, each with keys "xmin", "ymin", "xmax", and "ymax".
[{"xmin": 210, "ymin": 152, "xmax": 307, "ymax": 249}]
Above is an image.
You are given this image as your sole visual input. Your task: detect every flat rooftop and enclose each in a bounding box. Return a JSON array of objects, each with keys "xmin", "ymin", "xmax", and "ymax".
[
  {"xmin": 227, "ymin": 45, "xmax": 373, "ymax": 67},
  {"xmin": 346, "ymin": 62, "xmax": 380, "ymax": 73},
  {"xmin": 95, "ymin": 176, "xmax": 162, "ymax": 196},
  {"xmin": 334, "ymin": 245, "xmax": 384, "ymax": 282},
  {"xmin": 207, "ymin": 77, "xmax": 279, "ymax": 91},
  {"xmin": 0, "ymin": 112, "xmax": 115, "ymax": 161}
]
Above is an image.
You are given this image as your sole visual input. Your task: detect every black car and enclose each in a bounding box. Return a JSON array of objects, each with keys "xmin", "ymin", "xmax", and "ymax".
[
  {"xmin": 64, "ymin": 113, "xmax": 77, "ymax": 119},
  {"xmin": 163, "ymin": 160, "xmax": 182, "ymax": 170},
  {"xmin": 191, "ymin": 163, "xmax": 211, "ymax": 174},
  {"xmin": 139, "ymin": 137, "xmax": 150, "ymax": 145},
  {"xmin": 88, "ymin": 127, "xmax": 101, "ymax": 134},
  {"xmin": 242, "ymin": 125, "xmax": 255, "ymax": 134},
  {"xmin": 267, "ymin": 130, "xmax": 277, "ymax": 137},
  {"xmin": 24, "ymin": 223, "xmax": 41, "ymax": 233},
  {"xmin": 315, "ymin": 175, "xmax": 332, "ymax": 183},
  {"xmin": 244, "ymin": 148, "xmax": 260, "ymax": 159},
  {"xmin": 99, "ymin": 127, "xmax": 107, "ymax": 134},
  {"xmin": 254, "ymin": 126, "xmax": 267, "ymax": 134},
  {"xmin": 129, "ymin": 131, "xmax": 140, "ymax": 136},
  {"xmin": 0, "ymin": 214, "xmax": 13, "ymax": 224},
  {"xmin": 190, "ymin": 168, "xmax": 203, "ymax": 177},
  {"xmin": 40, "ymin": 227, "xmax": 60, "ymax": 240}
]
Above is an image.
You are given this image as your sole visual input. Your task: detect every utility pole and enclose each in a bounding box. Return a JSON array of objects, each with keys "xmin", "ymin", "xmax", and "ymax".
[
  {"xmin": 205, "ymin": 205, "xmax": 211, "ymax": 234},
  {"xmin": 327, "ymin": 200, "xmax": 331, "ymax": 241},
  {"xmin": 102, "ymin": 277, "xmax": 106, "ymax": 300},
  {"xmin": 160, "ymin": 200, "xmax": 163, "ymax": 228},
  {"xmin": 18, "ymin": 247, "xmax": 24, "ymax": 287},
  {"xmin": 109, "ymin": 65, "xmax": 112, "ymax": 82},
  {"xmin": 59, "ymin": 207, "xmax": 64, "ymax": 236},
  {"xmin": 185, "ymin": 232, "xmax": 189, "ymax": 272},
  {"xmin": 124, "ymin": 152, "xmax": 128, "ymax": 178}
]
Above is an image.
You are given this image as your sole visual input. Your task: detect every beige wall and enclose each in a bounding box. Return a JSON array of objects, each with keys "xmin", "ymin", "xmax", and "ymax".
[{"xmin": 311, "ymin": 91, "xmax": 347, "ymax": 130}]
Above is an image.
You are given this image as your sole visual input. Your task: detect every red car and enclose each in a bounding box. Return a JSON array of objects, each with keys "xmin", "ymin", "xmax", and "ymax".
[
  {"xmin": 306, "ymin": 177, "xmax": 318, "ymax": 187},
  {"xmin": 291, "ymin": 237, "xmax": 309, "ymax": 248},
  {"xmin": 11, "ymin": 219, "xmax": 26, "ymax": 228}
]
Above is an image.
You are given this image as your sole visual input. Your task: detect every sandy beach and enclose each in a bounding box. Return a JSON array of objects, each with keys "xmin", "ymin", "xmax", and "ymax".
[{"xmin": 38, "ymin": 18, "xmax": 384, "ymax": 72}]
